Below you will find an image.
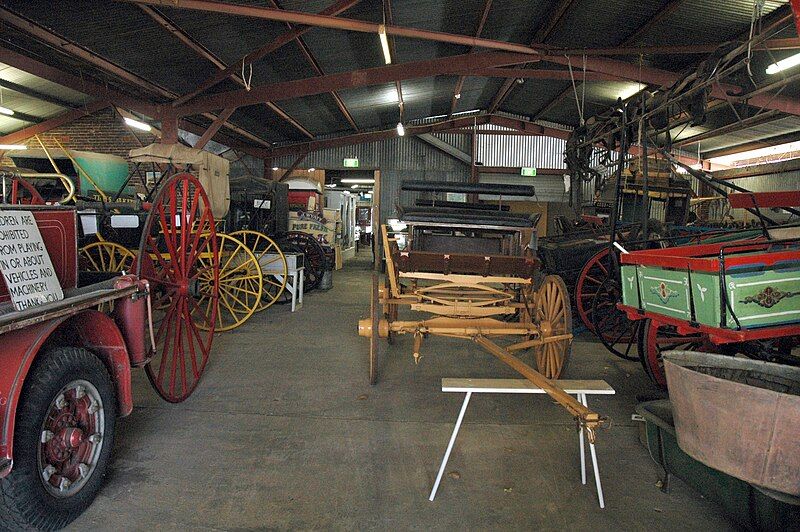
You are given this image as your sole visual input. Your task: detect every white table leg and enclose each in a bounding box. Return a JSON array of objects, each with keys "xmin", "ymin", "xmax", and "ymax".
[
  {"xmin": 579, "ymin": 393, "xmax": 605, "ymax": 509},
  {"xmin": 290, "ymin": 271, "xmax": 298, "ymax": 312},
  {"xmin": 298, "ymin": 268, "xmax": 304, "ymax": 306},
  {"xmin": 429, "ymin": 391, "xmax": 472, "ymax": 502}
]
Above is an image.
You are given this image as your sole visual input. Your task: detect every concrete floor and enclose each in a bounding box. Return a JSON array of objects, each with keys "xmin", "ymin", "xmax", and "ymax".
[{"xmin": 70, "ymin": 251, "xmax": 736, "ymax": 531}]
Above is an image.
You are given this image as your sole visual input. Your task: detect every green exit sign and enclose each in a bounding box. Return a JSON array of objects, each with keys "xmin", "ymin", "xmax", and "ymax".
[
  {"xmin": 343, "ymin": 158, "xmax": 359, "ymax": 168},
  {"xmin": 521, "ymin": 167, "xmax": 537, "ymax": 177}
]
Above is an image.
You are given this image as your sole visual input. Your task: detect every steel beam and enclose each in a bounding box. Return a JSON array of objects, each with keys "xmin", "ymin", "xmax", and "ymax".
[
  {"xmin": 543, "ymin": 55, "xmax": 800, "ymax": 116},
  {"xmin": 0, "ymin": 101, "xmax": 112, "ymax": 144},
  {"xmin": 450, "ymin": 0, "xmax": 493, "ymax": 116},
  {"xmin": 416, "ymin": 133, "xmax": 472, "ymax": 164},
  {"xmin": 556, "ymin": 38, "xmax": 800, "ymax": 57},
  {"xmin": 620, "ymin": 0, "xmax": 685, "ymax": 46},
  {"xmin": 175, "ymin": 51, "xmax": 538, "ymax": 116},
  {"xmin": 0, "ymin": 47, "xmax": 154, "ymax": 115},
  {"xmin": 123, "ymin": 0, "xmax": 542, "ymax": 56},
  {"xmin": 673, "ymin": 110, "xmax": 783, "ymax": 147},
  {"xmin": 173, "ymin": 0, "xmax": 362, "ymax": 105},
  {"xmin": 139, "ymin": 4, "xmax": 314, "ymax": 139},
  {"xmin": 473, "ymin": 68, "xmax": 621, "ymax": 81},
  {"xmin": 702, "ymin": 130, "xmax": 800, "ymax": 159},
  {"xmin": 193, "ymin": 108, "xmax": 235, "ymax": 149},
  {"xmin": 486, "ymin": 0, "xmax": 575, "ymax": 113},
  {"xmin": 267, "ymin": 0, "xmax": 359, "ymax": 131},
  {"xmin": 0, "ymin": 79, "xmax": 79, "ymax": 109}
]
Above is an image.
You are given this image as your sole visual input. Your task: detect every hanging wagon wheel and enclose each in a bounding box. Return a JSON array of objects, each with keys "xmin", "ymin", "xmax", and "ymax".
[
  {"xmin": 638, "ymin": 319, "xmax": 710, "ymax": 389},
  {"xmin": 369, "ymin": 272, "xmax": 380, "ymax": 385},
  {"xmin": 135, "ymin": 172, "xmax": 219, "ymax": 403},
  {"xmin": 279, "ymin": 231, "xmax": 327, "ymax": 292},
  {"xmin": 590, "ymin": 278, "xmax": 641, "ymax": 361},
  {"xmin": 575, "ymin": 248, "xmax": 614, "ymax": 331},
  {"xmin": 79, "ymin": 241, "xmax": 135, "ymax": 273},
  {"xmin": 229, "ymin": 230, "xmax": 288, "ymax": 311},
  {"xmin": 194, "ymin": 233, "xmax": 262, "ymax": 332},
  {"xmin": 533, "ymin": 275, "xmax": 572, "ymax": 379}
]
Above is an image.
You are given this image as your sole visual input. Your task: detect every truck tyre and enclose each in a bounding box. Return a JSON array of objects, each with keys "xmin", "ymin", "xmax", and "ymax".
[{"xmin": 0, "ymin": 347, "xmax": 116, "ymax": 530}]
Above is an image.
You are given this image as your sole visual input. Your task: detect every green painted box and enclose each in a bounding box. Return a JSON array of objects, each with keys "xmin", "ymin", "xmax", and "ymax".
[{"xmin": 620, "ymin": 242, "xmax": 800, "ymax": 330}]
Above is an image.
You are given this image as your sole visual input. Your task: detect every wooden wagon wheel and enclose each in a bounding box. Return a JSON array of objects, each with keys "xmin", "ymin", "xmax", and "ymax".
[
  {"xmin": 382, "ymin": 276, "xmax": 398, "ymax": 345},
  {"xmin": 533, "ymin": 275, "xmax": 572, "ymax": 379},
  {"xmin": 279, "ymin": 231, "xmax": 326, "ymax": 292},
  {"xmin": 79, "ymin": 241, "xmax": 135, "ymax": 273},
  {"xmin": 135, "ymin": 172, "xmax": 219, "ymax": 403},
  {"xmin": 638, "ymin": 319, "xmax": 710, "ymax": 389},
  {"xmin": 193, "ymin": 233, "xmax": 262, "ymax": 331},
  {"xmin": 590, "ymin": 278, "xmax": 641, "ymax": 361},
  {"xmin": 229, "ymin": 230, "xmax": 288, "ymax": 311}
]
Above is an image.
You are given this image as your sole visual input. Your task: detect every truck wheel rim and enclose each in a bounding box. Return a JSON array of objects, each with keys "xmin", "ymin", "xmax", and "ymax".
[{"xmin": 37, "ymin": 379, "xmax": 105, "ymax": 498}]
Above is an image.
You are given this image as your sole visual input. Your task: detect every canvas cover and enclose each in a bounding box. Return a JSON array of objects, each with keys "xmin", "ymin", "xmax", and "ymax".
[{"xmin": 129, "ymin": 144, "xmax": 230, "ymax": 219}]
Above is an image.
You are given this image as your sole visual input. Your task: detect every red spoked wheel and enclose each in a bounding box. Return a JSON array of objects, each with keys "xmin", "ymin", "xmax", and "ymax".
[
  {"xmin": 575, "ymin": 248, "xmax": 613, "ymax": 331},
  {"xmin": 9, "ymin": 177, "xmax": 45, "ymax": 205},
  {"xmin": 638, "ymin": 319, "xmax": 710, "ymax": 389},
  {"xmin": 135, "ymin": 173, "xmax": 219, "ymax": 403}
]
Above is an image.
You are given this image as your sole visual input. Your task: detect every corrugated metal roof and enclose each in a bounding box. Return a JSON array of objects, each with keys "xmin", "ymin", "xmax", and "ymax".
[{"xmin": 0, "ymin": 0, "xmax": 797, "ymax": 158}]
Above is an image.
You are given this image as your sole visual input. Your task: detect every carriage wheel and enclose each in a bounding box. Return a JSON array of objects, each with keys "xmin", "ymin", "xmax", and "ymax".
[
  {"xmin": 382, "ymin": 276, "xmax": 397, "ymax": 345},
  {"xmin": 230, "ymin": 230, "xmax": 288, "ymax": 311},
  {"xmin": 193, "ymin": 233, "xmax": 262, "ymax": 332},
  {"xmin": 79, "ymin": 242, "xmax": 135, "ymax": 273},
  {"xmin": 8, "ymin": 177, "xmax": 45, "ymax": 205},
  {"xmin": 638, "ymin": 319, "xmax": 709, "ymax": 389},
  {"xmin": 533, "ymin": 275, "xmax": 572, "ymax": 379},
  {"xmin": 590, "ymin": 278, "xmax": 640, "ymax": 361},
  {"xmin": 136, "ymin": 172, "xmax": 219, "ymax": 403},
  {"xmin": 575, "ymin": 248, "xmax": 614, "ymax": 331},
  {"xmin": 369, "ymin": 273, "xmax": 380, "ymax": 385},
  {"xmin": 279, "ymin": 231, "xmax": 326, "ymax": 292}
]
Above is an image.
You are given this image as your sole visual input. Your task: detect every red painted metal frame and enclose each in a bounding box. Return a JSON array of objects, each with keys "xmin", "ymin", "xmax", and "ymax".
[
  {"xmin": 727, "ymin": 191, "xmax": 800, "ymax": 209},
  {"xmin": 618, "ymin": 303, "xmax": 800, "ymax": 345},
  {"xmin": 618, "ymin": 239, "xmax": 800, "ymax": 273}
]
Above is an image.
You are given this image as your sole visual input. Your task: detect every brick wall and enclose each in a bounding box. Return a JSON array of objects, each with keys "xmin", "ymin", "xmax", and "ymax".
[{"xmin": 1, "ymin": 107, "xmax": 156, "ymax": 170}]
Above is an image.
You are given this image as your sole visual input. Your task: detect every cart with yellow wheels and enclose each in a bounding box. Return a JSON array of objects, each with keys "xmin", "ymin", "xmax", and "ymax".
[
  {"xmin": 358, "ymin": 181, "xmax": 603, "ymax": 441},
  {"xmin": 229, "ymin": 229, "xmax": 288, "ymax": 311}
]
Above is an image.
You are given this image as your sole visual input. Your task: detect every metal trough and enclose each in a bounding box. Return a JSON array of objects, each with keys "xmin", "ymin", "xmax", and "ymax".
[{"xmin": 663, "ymin": 351, "xmax": 800, "ymax": 498}]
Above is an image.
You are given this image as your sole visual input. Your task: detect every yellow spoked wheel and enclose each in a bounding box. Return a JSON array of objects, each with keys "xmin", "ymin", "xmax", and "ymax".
[
  {"xmin": 533, "ymin": 275, "xmax": 572, "ymax": 379},
  {"xmin": 230, "ymin": 230, "xmax": 288, "ymax": 311},
  {"xmin": 79, "ymin": 241, "xmax": 135, "ymax": 273},
  {"xmin": 193, "ymin": 233, "xmax": 262, "ymax": 332}
]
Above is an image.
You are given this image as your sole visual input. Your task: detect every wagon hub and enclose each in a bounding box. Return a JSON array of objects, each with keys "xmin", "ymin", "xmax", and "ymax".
[{"xmin": 38, "ymin": 380, "xmax": 105, "ymax": 498}]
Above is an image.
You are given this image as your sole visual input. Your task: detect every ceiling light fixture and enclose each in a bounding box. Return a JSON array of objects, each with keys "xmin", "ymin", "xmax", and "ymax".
[
  {"xmin": 0, "ymin": 144, "xmax": 26, "ymax": 150},
  {"xmin": 766, "ymin": 52, "xmax": 800, "ymax": 75},
  {"xmin": 308, "ymin": 167, "xmax": 316, "ymax": 172},
  {"xmin": 340, "ymin": 178, "xmax": 375, "ymax": 184},
  {"xmin": 396, "ymin": 122, "xmax": 405, "ymax": 137},
  {"xmin": 378, "ymin": 25, "xmax": 392, "ymax": 65},
  {"xmin": 351, "ymin": 184, "xmax": 359, "ymax": 189},
  {"xmin": 0, "ymin": 106, "xmax": 14, "ymax": 116},
  {"xmin": 272, "ymin": 166, "xmax": 279, "ymax": 171},
  {"xmin": 124, "ymin": 116, "xmax": 152, "ymax": 131}
]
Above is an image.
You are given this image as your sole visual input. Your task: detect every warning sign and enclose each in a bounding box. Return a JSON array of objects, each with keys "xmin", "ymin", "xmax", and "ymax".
[{"xmin": 0, "ymin": 211, "xmax": 64, "ymax": 311}]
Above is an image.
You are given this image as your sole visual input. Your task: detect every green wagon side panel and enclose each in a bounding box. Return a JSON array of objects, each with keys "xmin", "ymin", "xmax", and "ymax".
[
  {"xmin": 727, "ymin": 263, "xmax": 800, "ymax": 329},
  {"xmin": 636, "ymin": 266, "xmax": 691, "ymax": 320},
  {"xmin": 620, "ymin": 265, "xmax": 638, "ymax": 307},
  {"xmin": 690, "ymin": 271, "xmax": 720, "ymax": 327}
]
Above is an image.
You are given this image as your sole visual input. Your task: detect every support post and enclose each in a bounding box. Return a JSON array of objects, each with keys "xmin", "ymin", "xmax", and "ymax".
[{"xmin": 160, "ymin": 112, "xmax": 179, "ymax": 144}]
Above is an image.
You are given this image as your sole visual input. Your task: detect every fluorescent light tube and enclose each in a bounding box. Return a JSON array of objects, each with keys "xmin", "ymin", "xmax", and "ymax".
[
  {"xmin": 124, "ymin": 116, "xmax": 152, "ymax": 131},
  {"xmin": 766, "ymin": 52, "xmax": 800, "ymax": 75},
  {"xmin": 340, "ymin": 178, "xmax": 375, "ymax": 184},
  {"xmin": 378, "ymin": 25, "xmax": 391, "ymax": 65}
]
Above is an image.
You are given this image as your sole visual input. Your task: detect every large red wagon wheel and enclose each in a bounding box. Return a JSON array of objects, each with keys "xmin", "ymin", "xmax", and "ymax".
[
  {"xmin": 637, "ymin": 319, "xmax": 710, "ymax": 389},
  {"xmin": 135, "ymin": 173, "xmax": 220, "ymax": 403},
  {"xmin": 575, "ymin": 248, "xmax": 613, "ymax": 331}
]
